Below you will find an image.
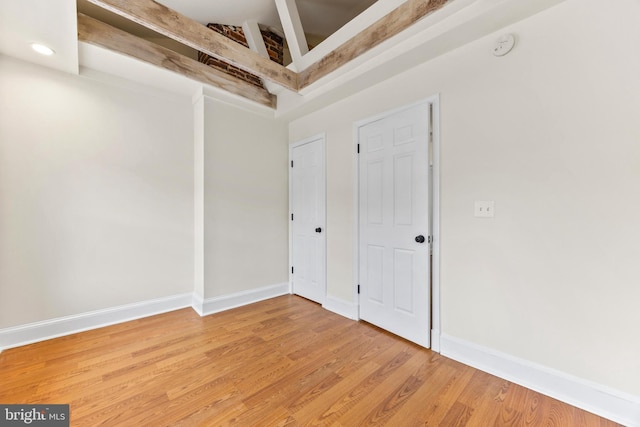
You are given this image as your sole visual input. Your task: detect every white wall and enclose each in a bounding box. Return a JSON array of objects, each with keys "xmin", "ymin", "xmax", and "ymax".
[
  {"xmin": 289, "ymin": 0, "xmax": 640, "ymax": 397},
  {"xmin": 0, "ymin": 56, "xmax": 194, "ymax": 328},
  {"xmin": 203, "ymin": 98, "xmax": 289, "ymax": 297}
]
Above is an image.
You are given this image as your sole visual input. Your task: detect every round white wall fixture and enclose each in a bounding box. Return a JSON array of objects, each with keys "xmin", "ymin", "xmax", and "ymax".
[{"xmin": 492, "ymin": 34, "xmax": 515, "ymax": 57}]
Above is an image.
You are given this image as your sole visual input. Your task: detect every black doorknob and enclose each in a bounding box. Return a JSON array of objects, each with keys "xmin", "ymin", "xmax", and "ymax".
[
  {"xmin": 315, "ymin": 227, "xmax": 322, "ymax": 233},
  {"xmin": 415, "ymin": 235, "xmax": 425, "ymax": 243}
]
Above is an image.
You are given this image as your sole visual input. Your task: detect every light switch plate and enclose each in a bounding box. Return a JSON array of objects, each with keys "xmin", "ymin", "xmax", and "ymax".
[{"xmin": 474, "ymin": 201, "xmax": 495, "ymax": 218}]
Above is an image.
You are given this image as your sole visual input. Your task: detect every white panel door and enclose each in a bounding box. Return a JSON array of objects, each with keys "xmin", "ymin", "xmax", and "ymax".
[
  {"xmin": 359, "ymin": 103, "xmax": 431, "ymax": 347},
  {"xmin": 291, "ymin": 136, "xmax": 326, "ymax": 304}
]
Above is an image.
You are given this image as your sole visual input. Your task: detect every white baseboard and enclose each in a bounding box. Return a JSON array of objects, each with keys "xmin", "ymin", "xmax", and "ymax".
[
  {"xmin": 191, "ymin": 292, "xmax": 205, "ymax": 316},
  {"xmin": 0, "ymin": 293, "xmax": 193, "ymax": 351},
  {"xmin": 322, "ymin": 296, "xmax": 359, "ymax": 320},
  {"xmin": 197, "ymin": 282, "xmax": 289, "ymax": 317},
  {"xmin": 440, "ymin": 334, "xmax": 640, "ymax": 427}
]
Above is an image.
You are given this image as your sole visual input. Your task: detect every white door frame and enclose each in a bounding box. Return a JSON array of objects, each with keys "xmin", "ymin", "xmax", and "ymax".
[
  {"xmin": 353, "ymin": 96, "xmax": 441, "ymax": 351},
  {"xmin": 288, "ymin": 133, "xmax": 327, "ymax": 302}
]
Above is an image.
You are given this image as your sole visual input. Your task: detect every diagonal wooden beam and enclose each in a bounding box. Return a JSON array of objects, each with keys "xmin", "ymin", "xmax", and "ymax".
[
  {"xmin": 241, "ymin": 20, "xmax": 281, "ymax": 95},
  {"xmin": 299, "ymin": 0, "xmax": 450, "ymax": 89},
  {"xmin": 84, "ymin": 0, "xmax": 298, "ymax": 92},
  {"xmin": 275, "ymin": 0, "xmax": 308, "ymax": 70},
  {"xmin": 78, "ymin": 14, "xmax": 276, "ymax": 108}
]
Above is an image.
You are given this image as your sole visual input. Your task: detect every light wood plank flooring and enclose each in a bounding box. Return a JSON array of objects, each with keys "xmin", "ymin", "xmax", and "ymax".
[{"xmin": 0, "ymin": 295, "xmax": 619, "ymax": 426}]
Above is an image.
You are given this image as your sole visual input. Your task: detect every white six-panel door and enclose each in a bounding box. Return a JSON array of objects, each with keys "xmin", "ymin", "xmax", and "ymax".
[
  {"xmin": 290, "ymin": 136, "xmax": 326, "ymax": 304},
  {"xmin": 358, "ymin": 103, "xmax": 431, "ymax": 347}
]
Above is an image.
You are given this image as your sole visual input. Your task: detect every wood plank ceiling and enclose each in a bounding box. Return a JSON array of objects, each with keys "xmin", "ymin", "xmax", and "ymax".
[{"xmin": 79, "ymin": 0, "xmax": 451, "ymax": 108}]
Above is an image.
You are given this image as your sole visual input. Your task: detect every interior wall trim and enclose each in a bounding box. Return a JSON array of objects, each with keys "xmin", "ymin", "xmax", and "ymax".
[
  {"xmin": 198, "ymin": 282, "xmax": 290, "ymax": 317},
  {"xmin": 440, "ymin": 333, "xmax": 640, "ymax": 427},
  {"xmin": 0, "ymin": 292, "xmax": 193, "ymax": 352}
]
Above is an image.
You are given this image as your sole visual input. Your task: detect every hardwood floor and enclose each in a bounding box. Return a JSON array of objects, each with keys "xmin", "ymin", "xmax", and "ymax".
[{"xmin": 0, "ymin": 295, "xmax": 619, "ymax": 426}]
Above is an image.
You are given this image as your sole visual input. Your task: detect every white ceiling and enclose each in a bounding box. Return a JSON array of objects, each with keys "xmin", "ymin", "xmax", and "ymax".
[
  {"xmin": 0, "ymin": 0, "xmax": 78, "ymax": 74},
  {"xmin": 1, "ymin": 0, "xmax": 568, "ymax": 116}
]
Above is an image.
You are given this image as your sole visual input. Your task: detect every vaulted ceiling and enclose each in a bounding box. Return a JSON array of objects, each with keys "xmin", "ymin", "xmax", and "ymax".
[
  {"xmin": 76, "ymin": 0, "xmax": 379, "ymax": 57},
  {"xmin": 0, "ymin": 0, "xmax": 566, "ymax": 116},
  {"xmin": 75, "ymin": 0, "xmax": 452, "ymax": 109},
  {"xmin": 125, "ymin": 0, "xmax": 379, "ymax": 39}
]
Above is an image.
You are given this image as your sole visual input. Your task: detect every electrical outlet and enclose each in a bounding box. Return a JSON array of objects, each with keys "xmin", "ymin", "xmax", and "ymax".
[{"xmin": 474, "ymin": 201, "xmax": 495, "ymax": 218}]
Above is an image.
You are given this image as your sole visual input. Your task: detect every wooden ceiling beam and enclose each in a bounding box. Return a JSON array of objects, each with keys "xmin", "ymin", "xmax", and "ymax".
[
  {"xmin": 78, "ymin": 14, "xmax": 276, "ymax": 108},
  {"xmin": 84, "ymin": 0, "xmax": 298, "ymax": 92},
  {"xmin": 298, "ymin": 0, "xmax": 450, "ymax": 90},
  {"xmin": 80, "ymin": 0, "xmax": 454, "ymax": 104}
]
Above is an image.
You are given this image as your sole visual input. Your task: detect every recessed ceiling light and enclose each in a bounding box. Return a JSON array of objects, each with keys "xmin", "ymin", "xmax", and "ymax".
[{"xmin": 31, "ymin": 43, "xmax": 55, "ymax": 56}]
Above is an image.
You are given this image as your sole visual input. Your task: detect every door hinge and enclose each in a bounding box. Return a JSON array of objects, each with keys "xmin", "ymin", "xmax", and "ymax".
[
  {"xmin": 291, "ymin": 266, "xmax": 294, "ymax": 274},
  {"xmin": 357, "ymin": 284, "xmax": 360, "ymax": 294},
  {"xmin": 357, "ymin": 144, "xmax": 360, "ymax": 154},
  {"xmin": 291, "ymin": 213, "xmax": 294, "ymax": 221},
  {"xmin": 291, "ymin": 160, "xmax": 293, "ymax": 168}
]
